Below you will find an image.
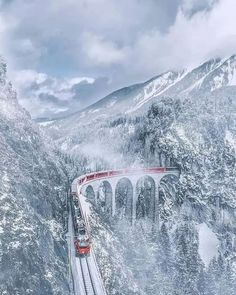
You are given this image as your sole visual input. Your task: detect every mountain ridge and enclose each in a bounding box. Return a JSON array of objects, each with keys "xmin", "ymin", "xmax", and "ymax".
[{"xmin": 42, "ymin": 54, "xmax": 236, "ymax": 126}]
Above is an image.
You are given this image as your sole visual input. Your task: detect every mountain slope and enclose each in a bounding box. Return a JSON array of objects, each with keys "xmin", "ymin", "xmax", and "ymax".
[
  {"xmin": 0, "ymin": 59, "xmax": 70, "ymax": 294},
  {"xmin": 44, "ymin": 55, "xmax": 236, "ymax": 160}
]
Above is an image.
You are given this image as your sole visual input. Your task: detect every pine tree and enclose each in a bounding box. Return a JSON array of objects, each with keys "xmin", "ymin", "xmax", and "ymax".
[
  {"xmin": 197, "ymin": 265, "xmax": 208, "ymax": 295},
  {"xmin": 174, "ymin": 220, "xmax": 202, "ymax": 295},
  {"xmin": 158, "ymin": 222, "xmax": 173, "ymax": 274},
  {"xmin": 207, "ymin": 258, "xmax": 218, "ymax": 295},
  {"xmin": 223, "ymin": 261, "xmax": 236, "ymax": 295}
]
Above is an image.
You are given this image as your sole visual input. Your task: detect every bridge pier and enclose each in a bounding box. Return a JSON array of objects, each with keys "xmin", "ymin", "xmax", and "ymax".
[
  {"xmin": 154, "ymin": 179, "xmax": 160, "ymax": 230},
  {"xmin": 128, "ymin": 176, "xmax": 143, "ymax": 224},
  {"xmin": 107, "ymin": 178, "xmax": 119, "ymax": 217},
  {"xmin": 132, "ymin": 184, "xmax": 137, "ymax": 225}
]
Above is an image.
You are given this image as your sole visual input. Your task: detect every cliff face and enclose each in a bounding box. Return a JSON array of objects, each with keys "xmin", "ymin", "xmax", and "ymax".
[{"xmin": 0, "ymin": 59, "xmax": 70, "ymax": 294}]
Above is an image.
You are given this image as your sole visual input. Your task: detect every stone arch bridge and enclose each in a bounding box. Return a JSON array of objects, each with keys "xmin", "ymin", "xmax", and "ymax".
[{"xmin": 72, "ymin": 167, "xmax": 179, "ymax": 224}]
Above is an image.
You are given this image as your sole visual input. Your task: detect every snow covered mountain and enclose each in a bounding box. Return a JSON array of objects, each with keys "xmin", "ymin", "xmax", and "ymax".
[
  {"xmin": 2, "ymin": 40, "xmax": 235, "ymax": 294},
  {"xmin": 43, "ymin": 55, "xmax": 236, "ymax": 294},
  {"xmin": 50, "ymin": 55, "xmax": 236, "ymax": 121},
  {"xmin": 44, "ymin": 55, "xmax": 236, "ymax": 160},
  {"xmin": 0, "ymin": 58, "xmax": 71, "ymax": 294}
]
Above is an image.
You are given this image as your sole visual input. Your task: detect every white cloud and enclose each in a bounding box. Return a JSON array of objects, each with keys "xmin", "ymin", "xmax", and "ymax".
[
  {"xmin": 120, "ymin": 0, "xmax": 236, "ymax": 82},
  {"xmin": 68, "ymin": 77, "xmax": 95, "ymax": 87},
  {"xmin": 82, "ymin": 32, "xmax": 129, "ymax": 66},
  {"xmin": 12, "ymin": 70, "xmax": 47, "ymax": 88},
  {"xmin": 11, "ymin": 69, "xmax": 110, "ymax": 118},
  {"xmin": 181, "ymin": 0, "xmax": 216, "ymax": 15},
  {"xmin": 0, "ymin": 0, "xmax": 180, "ymax": 71},
  {"xmin": 0, "ymin": 0, "xmax": 236, "ymax": 115}
]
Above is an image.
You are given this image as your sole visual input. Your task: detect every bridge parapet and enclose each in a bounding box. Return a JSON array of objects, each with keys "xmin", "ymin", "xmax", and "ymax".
[{"xmin": 73, "ymin": 167, "xmax": 179, "ymax": 189}]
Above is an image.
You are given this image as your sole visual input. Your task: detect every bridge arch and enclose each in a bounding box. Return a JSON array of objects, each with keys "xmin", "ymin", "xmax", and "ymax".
[
  {"xmin": 135, "ymin": 175, "xmax": 156, "ymax": 220},
  {"xmin": 115, "ymin": 177, "xmax": 133, "ymax": 221},
  {"xmin": 85, "ymin": 185, "xmax": 96, "ymax": 204},
  {"xmin": 97, "ymin": 180, "xmax": 113, "ymax": 215}
]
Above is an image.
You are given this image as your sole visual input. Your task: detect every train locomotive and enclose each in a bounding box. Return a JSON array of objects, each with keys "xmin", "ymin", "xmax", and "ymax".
[{"xmin": 71, "ymin": 193, "xmax": 91, "ymax": 256}]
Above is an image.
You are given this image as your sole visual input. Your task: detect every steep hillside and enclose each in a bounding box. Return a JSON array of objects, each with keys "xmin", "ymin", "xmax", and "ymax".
[
  {"xmin": 116, "ymin": 91, "xmax": 236, "ymax": 294},
  {"xmin": 45, "ymin": 55, "xmax": 236, "ymax": 163},
  {"xmin": 43, "ymin": 55, "xmax": 236, "ymax": 295},
  {"xmin": 0, "ymin": 59, "xmax": 70, "ymax": 294}
]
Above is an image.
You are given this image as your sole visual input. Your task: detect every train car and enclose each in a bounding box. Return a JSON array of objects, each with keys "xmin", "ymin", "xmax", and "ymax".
[
  {"xmin": 74, "ymin": 228, "xmax": 91, "ymax": 256},
  {"xmin": 74, "ymin": 220, "xmax": 91, "ymax": 256},
  {"xmin": 71, "ymin": 194, "xmax": 91, "ymax": 256},
  {"xmin": 71, "ymin": 180, "xmax": 78, "ymax": 196}
]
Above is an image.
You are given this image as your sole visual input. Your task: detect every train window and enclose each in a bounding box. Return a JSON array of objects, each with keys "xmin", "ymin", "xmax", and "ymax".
[{"xmin": 80, "ymin": 241, "xmax": 89, "ymax": 247}]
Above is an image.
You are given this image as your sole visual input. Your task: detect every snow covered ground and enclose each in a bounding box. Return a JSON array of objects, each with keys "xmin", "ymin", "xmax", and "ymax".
[{"xmin": 197, "ymin": 223, "xmax": 219, "ymax": 266}]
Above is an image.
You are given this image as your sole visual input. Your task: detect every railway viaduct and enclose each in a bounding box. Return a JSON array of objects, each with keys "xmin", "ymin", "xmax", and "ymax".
[
  {"xmin": 72, "ymin": 167, "xmax": 180, "ymax": 225},
  {"xmin": 69, "ymin": 167, "xmax": 180, "ymax": 294}
]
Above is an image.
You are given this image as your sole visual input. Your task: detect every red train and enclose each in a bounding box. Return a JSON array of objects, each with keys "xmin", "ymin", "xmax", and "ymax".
[
  {"xmin": 71, "ymin": 194, "xmax": 91, "ymax": 256},
  {"xmin": 74, "ymin": 226, "xmax": 91, "ymax": 256}
]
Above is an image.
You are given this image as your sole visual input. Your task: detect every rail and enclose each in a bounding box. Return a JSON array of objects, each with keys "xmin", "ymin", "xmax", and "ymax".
[{"xmin": 79, "ymin": 257, "xmax": 97, "ymax": 295}]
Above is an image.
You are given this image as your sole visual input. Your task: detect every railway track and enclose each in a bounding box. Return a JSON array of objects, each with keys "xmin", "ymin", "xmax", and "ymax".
[{"xmin": 79, "ymin": 256, "xmax": 97, "ymax": 295}]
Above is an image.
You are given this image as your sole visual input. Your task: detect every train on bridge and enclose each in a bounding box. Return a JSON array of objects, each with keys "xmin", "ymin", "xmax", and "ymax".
[
  {"xmin": 77, "ymin": 167, "xmax": 174, "ymax": 185},
  {"xmin": 71, "ymin": 192, "xmax": 91, "ymax": 256},
  {"xmin": 70, "ymin": 167, "xmax": 179, "ymax": 256}
]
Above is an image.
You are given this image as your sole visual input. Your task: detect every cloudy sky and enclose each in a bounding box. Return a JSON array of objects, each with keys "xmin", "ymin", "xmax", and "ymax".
[{"xmin": 0, "ymin": 0, "xmax": 236, "ymax": 118}]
